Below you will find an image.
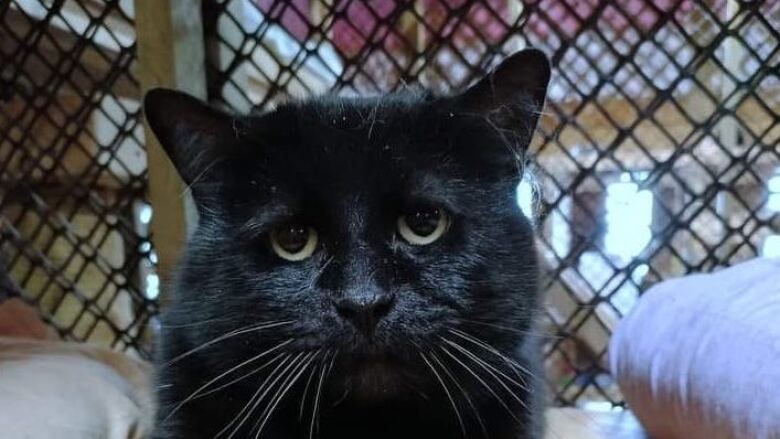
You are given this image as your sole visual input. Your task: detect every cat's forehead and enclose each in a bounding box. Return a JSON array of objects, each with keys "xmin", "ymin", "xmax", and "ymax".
[
  {"xmin": 251, "ymin": 94, "xmax": 446, "ymax": 172},
  {"xmin": 232, "ymin": 97, "xmax": 466, "ymax": 214},
  {"xmin": 280, "ymin": 91, "xmax": 437, "ymax": 138},
  {"xmin": 300, "ymin": 90, "xmax": 433, "ymax": 118},
  {"xmin": 231, "ymin": 91, "xmax": 504, "ymax": 206}
]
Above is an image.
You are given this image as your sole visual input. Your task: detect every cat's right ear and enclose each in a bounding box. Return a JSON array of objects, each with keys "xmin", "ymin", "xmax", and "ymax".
[{"xmin": 143, "ymin": 88, "xmax": 237, "ymax": 186}]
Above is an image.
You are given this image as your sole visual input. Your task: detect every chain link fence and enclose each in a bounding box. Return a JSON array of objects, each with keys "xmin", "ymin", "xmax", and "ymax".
[
  {"xmin": 0, "ymin": 0, "xmax": 156, "ymax": 356},
  {"xmin": 1, "ymin": 0, "xmax": 778, "ymax": 406},
  {"xmin": 203, "ymin": 0, "xmax": 780, "ymax": 406}
]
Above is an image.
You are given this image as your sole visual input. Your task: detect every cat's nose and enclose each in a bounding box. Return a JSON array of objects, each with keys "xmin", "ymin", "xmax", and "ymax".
[{"xmin": 332, "ymin": 293, "xmax": 395, "ymax": 336}]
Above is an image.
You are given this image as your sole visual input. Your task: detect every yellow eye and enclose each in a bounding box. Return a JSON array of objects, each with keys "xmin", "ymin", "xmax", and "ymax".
[
  {"xmin": 270, "ymin": 224, "xmax": 318, "ymax": 261},
  {"xmin": 397, "ymin": 207, "xmax": 449, "ymax": 245}
]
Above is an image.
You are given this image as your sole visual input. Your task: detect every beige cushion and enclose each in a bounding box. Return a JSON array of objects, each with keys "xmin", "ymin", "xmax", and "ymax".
[{"xmin": 0, "ymin": 338, "xmax": 154, "ymax": 439}]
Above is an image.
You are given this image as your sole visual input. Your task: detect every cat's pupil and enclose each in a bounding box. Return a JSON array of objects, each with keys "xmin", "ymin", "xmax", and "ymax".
[
  {"xmin": 406, "ymin": 208, "xmax": 441, "ymax": 236},
  {"xmin": 275, "ymin": 224, "xmax": 309, "ymax": 252}
]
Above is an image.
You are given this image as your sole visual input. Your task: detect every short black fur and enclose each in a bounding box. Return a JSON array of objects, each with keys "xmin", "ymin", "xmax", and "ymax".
[{"xmin": 146, "ymin": 49, "xmax": 551, "ymax": 439}]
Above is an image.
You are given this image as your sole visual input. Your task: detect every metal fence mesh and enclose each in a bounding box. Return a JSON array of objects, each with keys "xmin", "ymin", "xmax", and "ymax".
[
  {"xmin": 0, "ymin": 0, "xmax": 156, "ymax": 356},
  {"xmin": 203, "ymin": 0, "xmax": 780, "ymax": 406},
  {"xmin": 1, "ymin": 0, "xmax": 778, "ymax": 406}
]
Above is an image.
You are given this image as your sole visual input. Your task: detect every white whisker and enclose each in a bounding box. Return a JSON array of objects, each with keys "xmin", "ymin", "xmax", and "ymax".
[
  {"xmin": 420, "ymin": 351, "xmax": 467, "ymax": 438},
  {"xmin": 298, "ymin": 363, "xmax": 319, "ymax": 421},
  {"xmin": 449, "ymin": 328, "xmax": 537, "ymax": 380},
  {"xmin": 196, "ymin": 351, "xmax": 286, "ymax": 399},
  {"xmin": 439, "ymin": 344, "xmax": 521, "ymax": 423},
  {"xmin": 309, "ymin": 351, "xmax": 330, "ymax": 439},
  {"xmin": 225, "ymin": 352, "xmax": 306, "ymax": 439},
  {"xmin": 213, "ymin": 354, "xmax": 292, "ymax": 439},
  {"xmin": 429, "ymin": 350, "xmax": 488, "ymax": 438},
  {"xmin": 442, "ymin": 337, "xmax": 528, "ymax": 392},
  {"xmin": 252, "ymin": 350, "xmax": 319, "ymax": 438}
]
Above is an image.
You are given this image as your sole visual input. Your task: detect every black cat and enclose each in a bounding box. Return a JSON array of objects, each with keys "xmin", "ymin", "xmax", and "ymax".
[{"xmin": 144, "ymin": 48, "xmax": 550, "ymax": 439}]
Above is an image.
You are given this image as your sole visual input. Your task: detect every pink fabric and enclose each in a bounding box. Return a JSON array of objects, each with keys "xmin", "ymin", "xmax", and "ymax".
[
  {"xmin": 0, "ymin": 298, "xmax": 56, "ymax": 340},
  {"xmin": 610, "ymin": 257, "xmax": 780, "ymax": 439},
  {"xmin": 527, "ymin": 0, "xmax": 699, "ymax": 38},
  {"xmin": 255, "ymin": 0, "xmax": 702, "ymax": 55},
  {"xmin": 255, "ymin": 0, "xmax": 510, "ymax": 56}
]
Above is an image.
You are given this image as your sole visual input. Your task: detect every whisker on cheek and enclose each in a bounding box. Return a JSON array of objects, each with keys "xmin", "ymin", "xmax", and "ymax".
[
  {"xmin": 458, "ymin": 318, "xmax": 556, "ymax": 340},
  {"xmin": 164, "ymin": 339, "xmax": 294, "ymax": 421},
  {"xmin": 448, "ymin": 328, "xmax": 539, "ymax": 381},
  {"xmin": 437, "ymin": 343, "xmax": 522, "ymax": 424},
  {"xmin": 164, "ymin": 320, "xmax": 295, "ymax": 367}
]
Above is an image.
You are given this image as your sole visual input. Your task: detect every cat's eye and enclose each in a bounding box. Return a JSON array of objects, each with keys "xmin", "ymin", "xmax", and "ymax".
[
  {"xmin": 270, "ymin": 223, "xmax": 318, "ymax": 261},
  {"xmin": 397, "ymin": 207, "xmax": 449, "ymax": 245}
]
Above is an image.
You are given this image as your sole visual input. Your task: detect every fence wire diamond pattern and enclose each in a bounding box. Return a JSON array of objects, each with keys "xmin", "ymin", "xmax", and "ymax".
[
  {"xmin": 204, "ymin": 0, "xmax": 779, "ymax": 405},
  {"xmin": 1, "ymin": 0, "xmax": 778, "ymax": 406}
]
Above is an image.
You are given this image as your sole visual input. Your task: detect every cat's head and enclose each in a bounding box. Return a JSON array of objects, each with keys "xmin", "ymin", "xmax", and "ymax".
[{"xmin": 145, "ymin": 49, "xmax": 549, "ymax": 402}]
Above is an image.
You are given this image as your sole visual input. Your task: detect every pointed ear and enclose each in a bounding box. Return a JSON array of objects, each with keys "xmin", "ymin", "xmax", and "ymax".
[
  {"xmin": 455, "ymin": 49, "xmax": 551, "ymax": 148},
  {"xmin": 143, "ymin": 88, "xmax": 237, "ymax": 186}
]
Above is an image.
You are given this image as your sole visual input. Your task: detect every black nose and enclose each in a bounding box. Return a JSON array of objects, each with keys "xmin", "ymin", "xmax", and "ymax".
[{"xmin": 333, "ymin": 293, "xmax": 395, "ymax": 336}]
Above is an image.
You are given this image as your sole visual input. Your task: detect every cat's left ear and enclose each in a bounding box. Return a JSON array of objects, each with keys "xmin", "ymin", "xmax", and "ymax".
[
  {"xmin": 143, "ymin": 88, "xmax": 238, "ymax": 186},
  {"xmin": 454, "ymin": 48, "xmax": 551, "ymax": 151}
]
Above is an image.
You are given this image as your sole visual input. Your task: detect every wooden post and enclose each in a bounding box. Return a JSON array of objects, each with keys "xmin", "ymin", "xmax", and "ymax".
[
  {"xmin": 134, "ymin": 0, "xmax": 206, "ymax": 287},
  {"xmin": 716, "ymin": 0, "xmax": 748, "ymax": 255},
  {"xmin": 720, "ymin": 0, "xmax": 747, "ymax": 153}
]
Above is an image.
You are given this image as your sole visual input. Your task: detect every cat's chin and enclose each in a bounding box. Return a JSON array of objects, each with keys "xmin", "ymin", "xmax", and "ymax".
[{"xmin": 335, "ymin": 356, "xmax": 413, "ymax": 403}]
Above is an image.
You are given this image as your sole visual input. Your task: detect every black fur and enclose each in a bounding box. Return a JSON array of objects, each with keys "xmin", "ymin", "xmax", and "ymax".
[{"xmin": 145, "ymin": 49, "xmax": 550, "ymax": 439}]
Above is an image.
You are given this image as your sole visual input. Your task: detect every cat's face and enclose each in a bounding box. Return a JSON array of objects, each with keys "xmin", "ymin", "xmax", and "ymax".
[{"xmin": 146, "ymin": 50, "xmax": 550, "ymax": 403}]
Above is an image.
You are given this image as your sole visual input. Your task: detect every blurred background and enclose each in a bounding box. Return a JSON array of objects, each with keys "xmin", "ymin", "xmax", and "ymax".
[{"xmin": 0, "ymin": 0, "xmax": 778, "ymax": 409}]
